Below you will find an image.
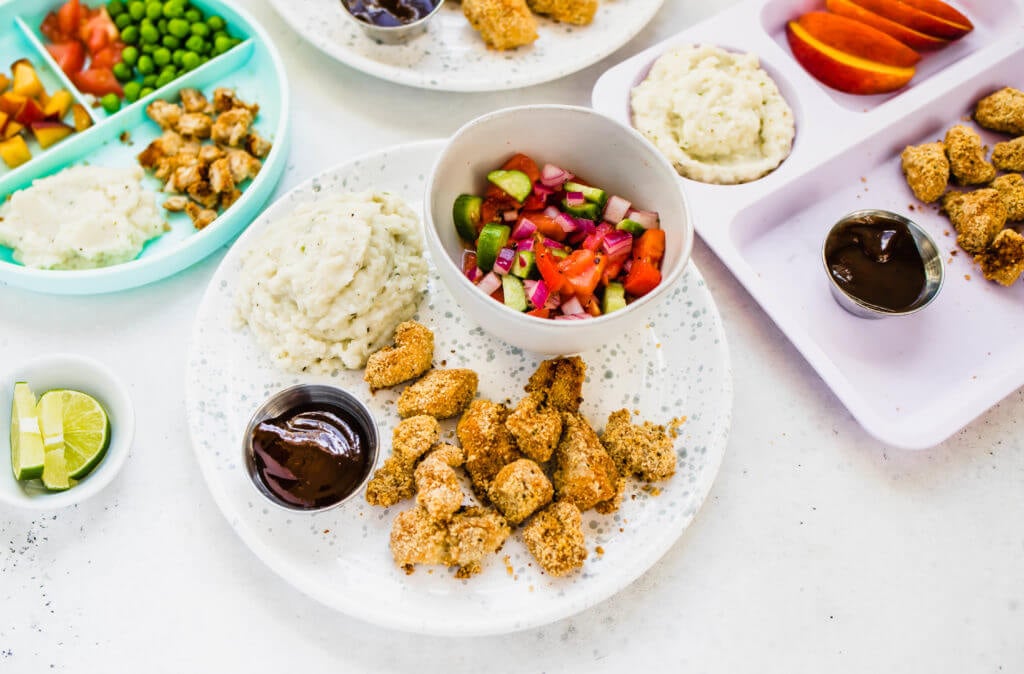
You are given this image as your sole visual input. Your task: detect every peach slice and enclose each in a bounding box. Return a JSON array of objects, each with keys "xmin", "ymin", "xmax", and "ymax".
[
  {"xmin": 843, "ymin": 0, "xmax": 971, "ymax": 40},
  {"xmin": 787, "ymin": 20, "xmax": 915, "ymax": 94},
  {"xmin": 0, "ymin": 135, "xmax": 31, "ymax": 168},
  {"xmin": 0, "ymin": 91, "xmax": 27, "ymax": 117},
  {"xmin": 794, "ymin": 12, "xmax": 920, "ymax": 67},
  {"xmin": 14, "ymin": 97, "xmax": 45, "ymax": 126},
  {"xmin": 11, "ymin": 59, "xmax": 43, "ymax": 98},
  {"xmin": 900, "ymin": 0, "xmax": 972, "ymax": 31},
  {"xmin": 2, "ymin": 120, "xmax": 24, "ymax": 140},
  {"xmin": 31, "ymin": 121, "xmax": 73, "ymax": 149},
  {"xmin": 826, "ymin": 0, "xmax": 950, "ymax": 51},
  {"xmin": 71, "ymin": 103, "xmax": 92, "ymax": 132},
  {"xmin": 43, "ymin": 89, "xmax": 73, "ymax": 119}
]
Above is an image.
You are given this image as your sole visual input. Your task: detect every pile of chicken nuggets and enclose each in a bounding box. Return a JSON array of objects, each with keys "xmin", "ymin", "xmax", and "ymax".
[
  {"xmin": 461, "ymin": 0, "xmax": 598, "ymax": 51},
  {"xmin": 901, "ymin": 86, "xmax": 1024, "ymax": 286},
  {"xmin": 361, "ymin": 320, "xmax": 678, "ymax": 579}
]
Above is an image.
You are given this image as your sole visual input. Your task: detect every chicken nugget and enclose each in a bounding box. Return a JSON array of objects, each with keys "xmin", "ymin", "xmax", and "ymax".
[
  {"xmin": 522, "ymin": 502, "xmax": 587, "ymax": 577},
  {"xmin": 525, "ymin": 356, "xmax": 586, "ymax": 412},
  {"xmin": 992, "ymin": 173, "xmax": 1024, "ymax": 221},
  {"xmin": 427, "ymin": 442, "xmax": 465, "ymax": 467},
  {"xmin": 447, "ymin": 506, "xmax": 511, "ymax": 577},
  {"xmin": 463, "ymin": 0, "xmax": 538, "ymax": 50},
  {"xmin": 975, "ymin": 87, "xmax": 1024, "ymax": 136},
  {"xmin": 391, "ymin": 507, "xmax": 449, "ymax": 569},
  {"xmin": 975, "ymin": 229, "xmax": 1024, "ymax": 286},
  {"xmin": 901, "ymin": 142, "xmax": 949, "ymax": 203},
  {"xmin": 526, "ymin": 0, "xmax": 597, "ymax": 25},
  {"xmin": 364, "ymin": 321, "xmax": 434, "ymax": 391},
  {"xmin": 365, "ymin": 415, "xmax": 440, "ymax": 507},
  {"xmin": 551, "ymin": 412, "xmax": 619, "ymax": 512},
  {"xmin": 457, "ymin": 399, "xmax": 522, "ymax": 495},
  {"xmin": 415, "ymin": 454, "xmax": 464, "ymax": 521},
  {"xmin": 397, "ymin": 369, "xmax": 478, "ymax": 419},
  {"xmin": 943, "ymin": 189, "xmax": 1007, "ymax": 254},
  {"xmin": 992, "ymin": 137, "xmax": 1024, "ymax": 172},
  {"xmin": 945, "ymin": 125, "xmax": 996, "ymax": 185},
  {"xmin": 600, "ymin": 409, "xmax": 677, "ymax": 482},
  {"xmin": 488, "ymin": 459, "xmax": 553, "ymax": 524},
  {"xmin": 505, "ymin": 391, "xmax": 563, "ymax": 463}
]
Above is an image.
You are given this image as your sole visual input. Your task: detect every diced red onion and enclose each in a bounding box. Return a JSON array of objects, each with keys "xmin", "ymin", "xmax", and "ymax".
[
  {"xmin": 574, "ymin": 217, "xmax": 596, "ymax": 235},
  {"xmin": 502, "ymin": 209, "xmax": 519, "ymax": 222},
  {"xmin": 516, "ymin": 238, "xmax": 534, "ymax": 252},
  {"xmin": 602, "ymin": 229, "xmax": 633, "ymax": 257},
  {"xmin": 540, "ymin": 164, "xmax": 574, "ymax": 188},
  {"xmin": 527, "ymin": 279, "xmax": 549, "ymax": 308},
  {"xmin": 465, "ymin": 267, "xmax": 482, "ymax": 283},
  {"xmin": 523, "ymin": 279, "xmax": 538, "ymax": 294},
  {"xmin": 565, "ymin": 192, "xmax": 585, "ymax": 208},
  {"xmin": 493, "ymin": 248, "xmax": 516, "ymax": 275},
  {"xmin": 555, "ymin": 212, "xmax": 578, "ymax": 233},
  {"xmin": 543, "ymin": 205, "xmax": 560, "ymax": 219},
  {"xmin": 511, "ymin": 217, "xmax": 537, "ymax": 240},
  {"xmin": 543, "ymin": 237, "xmax": 566, "ymax": 250},
  {"xmin": 626, "ymin": 208, "xmax": 659, "ymax": 229},
  {"xmin": 477, "ymin": 272, "xmax": 501, "ymax": 295},
  {"xmin": 554, "ymin": 313, "xmax": 591, "ymax": 321},
  {"xmin": 533, "ymin": 184, "xmax": 554, "ymax": 199},
  {"xmin": 545, "ymin": 291, "xmax": 561, "ymax": 310},
  {"xmin": 603, "ymin": 195, "xmax": 632, "ymax": 224},
  {"xmin": 561, "ymin": 296, "xmax": 584, "ymax": 315}
]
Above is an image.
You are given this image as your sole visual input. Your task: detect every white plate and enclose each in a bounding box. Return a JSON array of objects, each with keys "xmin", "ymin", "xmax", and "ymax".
[
  {"xmin": 184, "ymin": 139, "xmax": 732, "ymax": 635},
  {"xmin": 592, "ymin": 0, "xmax": 1024, "ymax": 449},
  {"xmin": 266, "ymin": 0, "xmax": 664, "ymax": 91}
]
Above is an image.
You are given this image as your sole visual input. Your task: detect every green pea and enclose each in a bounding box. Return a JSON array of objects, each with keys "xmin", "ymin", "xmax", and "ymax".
[
  {"xmin": 108, "ymin": 0, "xmax": 126, "ymax": 14},
  {"xmin": 153, "ymin": 47, "xmax": 171, "ymax": 66},
  {"xmin": 123, "ymin": 81, "xmax": 142, "ymax": 102},
  {"xmin": 184, "ymin": 8, "xmax": 201, "ymax": 22},
  {"xmin": 120, "ymin": 46, "xmax": 138, "ymax": 66},
  {"xmin": 190, "ymin": 22, "xmax": 209, "ymax": 37},
  {"xmin": 121, "ymin": 25, "xmax": 139, "ymax": 44},
  {"xmin": 100, "ymin": 93, "xmax": 120, "ymax": 114},
  {"xmin": 140, "ymin": 24, "xmax": 159, "ymax": 43},
  {"xmin": 162, "ymin": 0, "xmax": 184, "ymax": 18},
  {"xmin": 156, "ymin": 71, "xmax": 175, "ymax": 88},
  {"xmin": 172, "ymin": 49, "xmax": 185, "ymax": 66},
  {"xmin": 168, "ymin": 18, "xmax": 189, "ymax": 37},
  {"xmin": 213, "ymin": 35, "xmax": 232, "ymax": 54},
  {"xmin": 128, "ymin": 1, "xmax": 145, "ymax": 19},
  {"xmin": 142, "ymin": 74, "xmax": 158, "ymax": 87},
  {"xmin": 181, "ymin": 51, "xmax": 200, "ymax": 71},
  {"xmin": 157, "ymin": 18, "xmax": 168, "ymax": 33},
  {"xmin": 137, "ymin": 54, "xmax": 155, "ymax": 75},
  {"xmin": 184, "ymin": 35, "xmax": 204, "ymax": 52},
  {"xmin": 141, "ymin": 43, "xmax": 157, "ymax": 54},
  {"xmin": 112, "ymin": 62, "xmax": 133, "ymax": 81},
  {"xmin": 162, "ymin": 34, "xmax": 179, "ymax": 48},
  {"xmin": 145, "ymin": 1, "xmax": 161, "ymax": 20},
  {"xmin": 114, "ymin": 12, "xmax": 132, "ymax": 28},
  {"xmin": 207, "ymin": 15, "xmax": 225, "ymax": 31},
  {"xmin": 139, "ymin": 86, "xmax": 154, "ymax": 98}
]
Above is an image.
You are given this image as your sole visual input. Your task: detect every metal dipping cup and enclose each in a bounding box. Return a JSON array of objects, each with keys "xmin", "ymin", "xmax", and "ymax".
[{"xmin": 340, "ymin": 0, "xmax": 446, "ymax": 44}]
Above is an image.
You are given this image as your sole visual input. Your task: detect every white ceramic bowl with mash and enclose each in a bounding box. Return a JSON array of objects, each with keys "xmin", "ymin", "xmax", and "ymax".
[{"xmin": 425, "ymin": 105, "xmax": 694, "ymax": 355}]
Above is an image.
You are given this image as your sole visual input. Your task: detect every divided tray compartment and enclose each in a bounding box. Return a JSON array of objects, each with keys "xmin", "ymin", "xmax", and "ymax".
[
  {"xmin": 592, "ymin": 0, "xmax": 1024, "ymax": 448},
  {"xmin": 0, "ymin": 0, "xmax": 290, "ymax": 295}
]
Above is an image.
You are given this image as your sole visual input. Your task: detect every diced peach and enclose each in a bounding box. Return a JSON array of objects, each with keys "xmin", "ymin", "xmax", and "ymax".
[
  {"xmin": 0, "ymin": 111, "xmax": 7, "ymax": 132},
  {"xmin": 31, "ymin": 120, "xmax": 73, "ymax": 149},
  {"xmin": 826, "ymin": 0, "xmax": 950, "ymax": 51},
  {"xmin": 787, "ymin": 19, "xmax": 915, "ymax": 94},
  {"xmin": 14, "ymin": 98, "xmax": 45, "ymax": 126},
  {"xmin": 0, "ymin": 73, "xmax": 9, "ymax": 93},
  {"xmin": 71, "ymin": 103, "xmax": 92, "ymax": 132},
  {"xmin": 43, "ymin": 89, "xmax": 73, "ymax": 119},
  {"xmin": 794, "ymin": 12, "xmax": 921, "ymax": 67},
  {"xmin": 842, "ymin": 0, "xmax": 971, "ymax": 40},
  {"xmin": 2, "ymin": 120, "xmax": 24, "ymax": 140},
  {"xmin": 11, "ymin": 59, "xmax": 43, "ymax": 98},
  {"xmin": 0, "ymin": 135, "xmax": 31, "ymax": 168},
  {"xmin": 0, "ymin": 91, "xmax": 27, "ymax": 117}
]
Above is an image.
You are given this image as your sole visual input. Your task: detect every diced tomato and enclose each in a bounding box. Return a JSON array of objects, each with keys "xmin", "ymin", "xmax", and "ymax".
[
  {"xmin": 80, "ymin": 8, "xmax": 119, "ymax": 53},
  {"xmin": 89, "ymin": 43, "xmax": 123, "ymax": 69},
  {"xmin": 633, "ymin": 228, "xmax": 665, "ymax": 263},
  {"xmin": 462, "ymin": 250, "xmax": 478, "ymax": 277},
  {"xmin": 526, "ymin": 307, "xmax": 550, "ymax": 319},
  {"xmin": 47, "ymin": 41, "xmax": 86, "ymax": 76},
  {"xmin": 601, "ymin": 247, "xmax": 630, "ymax": 285},
  {"xmin": 57, "ymin": 0, "xmax": 83, "ymax": 41},
  {"xmin": 500, "ymin": 153, "xmax": 541, "ymax": 184},
  {"xmin": 480, "ymin": 195, "xmax": 517, "ymax": 226},
  {"xmin": 71, "ymin": 67, "xmax": 122, "ymax": 97},
  {"xmin": 522, "ymin": 190, "xmax": 546, "ymax": 211},
  {"xmin": 535, "ymin": 241, "xmax": 565, "ymax": 294},
  {"xmin": 558, "ymin": 249, "xmax": 606, "ymax": 300},
  {"xmin": 490, "ymin": 287, "xmax": 504, "ymax": 304},
  {"xmin": 521, "ymin": 211, "xmax": 565, "ymax": 242},
  {"xmin": 623, "ymin": 258, "xmax": 661, "ymax": 297}
]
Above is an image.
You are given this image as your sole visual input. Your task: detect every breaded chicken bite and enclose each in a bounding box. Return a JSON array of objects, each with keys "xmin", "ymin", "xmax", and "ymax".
[
  {"xmin": 943, "ymin": 189, "xmax": 1008, "ymax": 254},
  {"xmin": 944, "ymin": 125, "xmax": 996, "ymax": 185},
  {"xmin": 365, "ymin": 415, "xmax": 441, "ymax": 507},
  {"xmin": 600, "ymin": 409, "xmax": 676, "ymax": 482},
  {"xmin": 526, "ymin": 0, "xmax": 597, "ymax": 25},
  {"xmin": 457, "ymin": 399, "xmax": 522, "ymax": 495},
  {"xmin": 522, "ymin": 502, "xmax": 587, "ymax": 577},
  {"xmin": 525, "ymin": 356, "xmax": 586, "ymax": 412},
  {"xmin": 488, "ymin": 459, "xmax": 553, "ymax": 524},
  {"xmin": 992, "ymin": 173, "xmax": 1024, "ymax": 221},
  {"xmin": 552, "ymin": 412, "xmax": 619, "ymax": 512},
  {"xmin": 992, "ymin": 137, "xmax": 1024, "ymax": 172},
  {"xmin": 391, "ymin": 507, "xmax": 449, "ymax": 569},
  {"xmin": 975, "ymin": 229, "xmax": 1024, "ymax": 286},
  {"xmin": 364, "ymin": 321, "xmax": 434, "ymax": 391},
  {"xmin": 901, "ymin": 142, "xmax": 949, "ymax": 203},
  {"xmin": 447, "ymin": 506, "xmax": 511, "ymax": 578},
  {"xmin": 463, "ymin": 0, "xmax": 538, "ymax": 50},
  {"xmin": 415, "ymin": 453, "xmax": 464, "ymax": 521},
  {"xmin": 505, "ymin": 391, "xmax": 563, "ymax": 463},
  {"xmin": 975, "ymin": 87, "xmax": 1024, "ymax": 136},
  {"xmin": 426, "ymin": 442, "xmax": 465, "ymax": 467},
  {"xmin": 397, "ymin": 368, "xmax": 478, "ymax": 419}
]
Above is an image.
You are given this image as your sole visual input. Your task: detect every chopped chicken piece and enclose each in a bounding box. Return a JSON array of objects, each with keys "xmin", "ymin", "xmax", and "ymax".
[
  {"xmin": 525, "ymin": 356, "xmax": 585, "ymax": 412},
  {"xmin": 397, "ymin": 368, "xmax": 478, "ymax": 419},
  {"xmin": 364, "ymin": 321, "xmax": 434, "ymax": 390},
  {"xmin": 169, "ymin": 163, "xmax": 203, "ymax": 193},
  {"xmin": 943, "ymin": 189, "xmax": 1008, "ymax": 253},
  {"xmin": 198, "ymin": 144, "xmax": 225, "ymax": 164},
  {"xmin": 208, "ymin": 157, "xmax": 236, "ymax": 195},
  {"xmin": 992, "ymin": 173, "xmax": 1024, "ymax": 221},
  {"xmin": 184, "ymin": 201, "xmax": 217, "ymax": 229},
  {"xmin": 162, "ymin": 195, "xmax": 189, "ymax": 212},
  {"xmin": 522, "ymin": 502, "xmax": 587, "ymax": 576},
  {"xmin": 146, "ymin": 100, "xmax": 182, "ymax": 129},
  {"xmin": 462, "ymin": 0, "xmax": 538, "ymax": 50},
  {"xmin": 137, "ymin": 130, "xmax": 185, "ymax": 169},
  {"xmin": 505, "ymin": 391, "xmax": 562, "ymax": 463},
  {"xmin": 447, "ymin": 507, "xmax": 510, "ymax": 577},
  {"xmin": 488, "ymin": 459, "xmax": 553, "ymax": 524},
  {"xmin": 220, "ymin": 188, "xmax": 242, "ymax": 211},
  {"xmin": 992, "ymin": 137, "xmax": 1024, "ymax": 172},
  {"xmin": 187, "ymin": 181, "xmax": 219, "ymax": 209},
  {"xmin": 552, "ymin": 412, "xmax": 619, "ymax": 512},
  {"xmin": 901, "ymin": 141, "xmax": 949, "ymax": 203},
  {"xmin": 526, "ymin": 0, "xmax": 597, "ymax": 24},
  {"xmin": 245, "ymin": 131, "xmax": 273, "ymax": 158},
  {"xmin": 415, "ymin": 453, "xmax": 464, "ymax": 521},
  {"xmin": 212, "ymin": 108, "xmax": 253, "ymax": 147},
  {"xmin": 213, "ymin": 87, "xmax": 259, "ymax": 115},
  {"xmin": 975, "ymin": 87, "xmax": 1024, "ymax": 135},
  {"xmin": 600, "ymin": 409, "xmax": 676, "ymax": 482},
  {"xmin": 179, "ymin": 88, "xmax": 210, "ymax": 114},
  {"xmin": 177, "ymin": 112, "xmax": 213, "ymax": 139},
  {"xmin": 226, "ymin": 148, "xmax": 262, "ymax": 183},
  {"xmin": 365, "ymin": 415, "xmax": 441, "ymax": 507},
  {"xmin": 391, "ymin": 507, "xmax": 449, "ymax": 568},
  {"xmin": 975, "ymin": 229, "xmax": 1024, "ymax": 286},
  {"xmin": 179, "ymin": 138, "xmax": 202, "ymax": 156},
  {"xmin": 944, "ymin": 125, "xmax": 996, "ymax": 185},
  {"xmin": 457, "ymin": 399, "xmax": 522, "ymax": 496}
]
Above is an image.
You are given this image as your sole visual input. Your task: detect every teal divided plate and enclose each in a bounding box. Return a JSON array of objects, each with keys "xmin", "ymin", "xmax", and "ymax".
[{"xmin": 0, "ymin": 0, "xmax": 289, "ymax": 294}]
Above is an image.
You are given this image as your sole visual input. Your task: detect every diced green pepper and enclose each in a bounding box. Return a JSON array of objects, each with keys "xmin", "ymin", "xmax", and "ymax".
[
  {"xmin": 616, "ymin": 219, "xmax": 646, "ymax": 237},
  {"xmin": 487, "ymin": 169, "xmax": 532, "ymax": 203},
  {"xmin": 564, "ymin": 181, "xmax": 608, "ymax": 209},
  {"xmin": 563, "ymin": 200, "xmax": 600, "ymax": 221},
  {"xmin": 476, "ymin": 223, "xmax": 510, "ymax": 272}
]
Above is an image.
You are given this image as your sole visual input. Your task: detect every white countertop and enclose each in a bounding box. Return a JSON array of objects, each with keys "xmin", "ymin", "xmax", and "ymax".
[{"xmin": 2, "ymin": 1, "xmax": 1023, "ymax": 671}]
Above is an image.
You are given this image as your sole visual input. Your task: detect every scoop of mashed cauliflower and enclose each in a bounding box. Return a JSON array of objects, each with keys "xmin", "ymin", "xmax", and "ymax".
[
  {"xmin": 235, "ymin": 191, "xmax": 428, "ymax": 373},
  {"xmin": 631, "ymin": 44, "xmax": 795, "ymax": 185}
]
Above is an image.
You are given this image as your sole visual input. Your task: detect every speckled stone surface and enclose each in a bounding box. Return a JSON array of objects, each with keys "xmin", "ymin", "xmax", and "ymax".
[{"xmin": 185, "ymin": 140, "xmax": 732, "ymax": 634}]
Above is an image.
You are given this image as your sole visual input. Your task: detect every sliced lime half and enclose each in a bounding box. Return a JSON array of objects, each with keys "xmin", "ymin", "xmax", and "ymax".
[
  {"xmin": 41, "ymin": 390, "xmax": 110, "ymax": 480},
  {"xmin": 10, "ymin": 382, "xmax": 45, "ymax": 481}
]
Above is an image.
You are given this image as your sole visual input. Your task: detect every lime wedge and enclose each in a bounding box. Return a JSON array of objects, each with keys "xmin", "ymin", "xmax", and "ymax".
[
  {"xmin": 10, "ymin": 382, "xmax": 45, "ymax": 480},
  {"xmin": 41, "ymin": 390, "xmax": 109, "ymax": 480},
  {"xmin": 42, "ymin": 446, "xmax": 73, "ymax": 491}
]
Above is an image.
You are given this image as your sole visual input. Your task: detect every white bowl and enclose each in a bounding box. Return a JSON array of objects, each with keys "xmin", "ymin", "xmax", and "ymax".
[
  {"xmin": 425, "ymin": 105, "xmax": 694, "ymax": 355},
  {"xmin": 0, "ymin": 354, "xmax": 134, "ymax": 509}
]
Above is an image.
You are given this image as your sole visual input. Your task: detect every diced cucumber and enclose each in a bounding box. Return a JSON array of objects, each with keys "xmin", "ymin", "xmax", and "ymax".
[
  {"xmin": 453, "ymin": 194, "xmax": 483, "ymax": 242},
  {"xmin": 487, "ymin": 170, "xmax": 533, "ymax": 202},
  {"xmin": 550, "ymin": 247, "xmax": 569, "ymax": 261},
  {"xmin": 476, "ymin": 224, "xmax": 511, "ymax": 272},
  {"xmin": 502, "ymin": 275, "xmax": 528, "ymax": 312},
  {"xmin": 511, "ymin": 250, "xmax": 536, "ymax": 279},
  {"xmin": 616, "ymin": 218, "xmax": 646, "ymax": 236},
  {"xmin": 563, "ymin": 200, "xmax": 600, "ymax": 221},
  {"xmin": 602, "ymin": 282, "xmax": 627, "ymax": 314},
  {"xmin": 564, "ymin": 181, "xmax": 608, "ymax": 208}
]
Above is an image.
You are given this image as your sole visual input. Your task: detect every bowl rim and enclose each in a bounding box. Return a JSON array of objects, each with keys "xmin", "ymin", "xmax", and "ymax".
[{"xmin": 424, "ymin": 104, "xmax": 695, "ymax": 328}]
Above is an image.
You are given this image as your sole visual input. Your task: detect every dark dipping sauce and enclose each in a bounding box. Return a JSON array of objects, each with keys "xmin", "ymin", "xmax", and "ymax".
[
  {"xmin": 825, "ymin": 214, "xmax": 927, "ymax": 312},
  {"xmin": 343, "ymin": 0, "xmax": 439, "ymax": 26},
  {"xmin": 250, "ymin": 403, "xmax": 370, "ymax": 510}
]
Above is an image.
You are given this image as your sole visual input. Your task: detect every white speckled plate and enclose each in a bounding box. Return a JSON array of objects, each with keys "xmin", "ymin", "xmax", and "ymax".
[
  {"xmin": 265, "ymin": 0, "xmax": 665, "ymax": 91},
  {"xmin": 185, "ymin": 139, "xmax": 732, "ymax": 635}
]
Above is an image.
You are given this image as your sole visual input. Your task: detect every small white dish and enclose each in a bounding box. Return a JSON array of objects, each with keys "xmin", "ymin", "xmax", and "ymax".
[{"xmin": 0, "ymin": 353, "xmax": 134, "ymax": 509}]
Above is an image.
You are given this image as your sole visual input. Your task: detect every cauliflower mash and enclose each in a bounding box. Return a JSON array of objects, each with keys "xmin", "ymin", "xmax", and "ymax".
[
  {"xmin": 631, "ymin": 44, "xmax": 795, "ymax": 185},
  {"xmin": 235, "ymin": 192, "xmax": 428, "ymax": 373},
  {"xmin": 0, "ymin": 165, "xmax": 166, "ymax": 269}
]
